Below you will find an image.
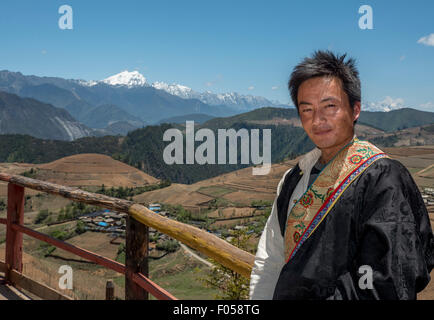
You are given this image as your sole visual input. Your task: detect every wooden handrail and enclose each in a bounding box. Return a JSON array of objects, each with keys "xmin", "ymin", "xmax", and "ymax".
[
  {"xmin": 0, "ymin": 172, "xmax": 255, "ymax": 278},
  {"xmin": 11, "ymin": 223, "xmax": 126, "ymax": 274},
  {"xmin": 130, "ymin": 204, "xmax": 254, "ymax": 277}
]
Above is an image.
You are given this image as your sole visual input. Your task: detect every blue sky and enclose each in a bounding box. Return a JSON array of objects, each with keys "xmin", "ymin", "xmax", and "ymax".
[{"xmin": 0, "ymin": 0, "xmax": 433, "ymax": 111}]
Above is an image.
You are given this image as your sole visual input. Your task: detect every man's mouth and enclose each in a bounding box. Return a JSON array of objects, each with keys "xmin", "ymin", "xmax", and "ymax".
[{"xmin": 313, "ymin": 129, "xmax": 332, "ymax": 135}]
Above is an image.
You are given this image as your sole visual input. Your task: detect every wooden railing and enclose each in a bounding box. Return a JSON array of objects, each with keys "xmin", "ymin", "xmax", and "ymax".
[{"xmin": 0, "ymin": 172, "xmax": 255, "ymax": 300}]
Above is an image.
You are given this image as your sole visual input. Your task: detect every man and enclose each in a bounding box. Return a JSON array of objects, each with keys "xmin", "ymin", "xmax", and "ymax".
[{"xmin": 249, "ymin": 50, "xmax": 434, "ymax": 300}]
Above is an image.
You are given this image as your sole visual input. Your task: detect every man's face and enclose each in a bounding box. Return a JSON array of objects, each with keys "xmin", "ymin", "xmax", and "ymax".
[{"xmin": 297, "ymin": 76, "xmax": 360, "ymax": 150}]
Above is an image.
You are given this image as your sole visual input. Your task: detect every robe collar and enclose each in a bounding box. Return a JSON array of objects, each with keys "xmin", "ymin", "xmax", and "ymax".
[{"xmin": 298, "ymin": 133, "xmax": 357, "ymax": 173}]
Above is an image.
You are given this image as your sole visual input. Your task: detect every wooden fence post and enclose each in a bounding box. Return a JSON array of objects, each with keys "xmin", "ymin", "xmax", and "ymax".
[
  {"xmin": 106, "ymin": 280, "xmax": 114, "ymax": 300},
  {"xmin": 125, "ymin": 216, "xmax": 149, "ymax": 300},
  {"xmin": 5, "ymin": 183, "xmax": 25, "ymax": 284}
]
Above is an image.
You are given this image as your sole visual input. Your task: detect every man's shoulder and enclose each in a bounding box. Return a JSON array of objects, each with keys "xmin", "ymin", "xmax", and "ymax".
[
  {"xmin": 358, "ymin": 156, "xmax": 417, "ymax": 191},
  {"xmin": 365, "ymin": 156, "xmax": 409, "ymax": 176},
  {"xmin": 358, "ymin": 139, "xmax": 407, "ymax": 172}
]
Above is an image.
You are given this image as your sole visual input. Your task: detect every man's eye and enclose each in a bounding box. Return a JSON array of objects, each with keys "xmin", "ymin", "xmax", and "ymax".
[
  {"xmin": 326, "ymin": 104, "xmax": 336, "ymax": 108},
  {"xmin": 302, "ymin": 109, "xmax": 312, "ymax": 112}
]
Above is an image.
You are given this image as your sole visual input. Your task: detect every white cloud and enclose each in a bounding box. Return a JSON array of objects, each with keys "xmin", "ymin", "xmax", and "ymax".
[
  {"xmin": 417, "ymin": 33, "xmax": 434, "ymax": 47},
  {"xmin": 362, "ymin": 96, "xmax": 405, "ymax": 112},
  {"xmin": 271, "ymin": 86, "xmax": 279, "ymax": 90},
  {"xmin": 248, "ymin": 86, "xmax": 254, "ymax": 90},
  {"xmin": 419, "ymin": 102, "xmax": 434, "ymax": 111},
  {"xmin": 41, "ymin": 50, "xmax": 47, "ymax": 55},
  {"xmin": 380, "ymin": 96, "xmax": 404, "ymax": 107},
  {"xmin": 205, "ymin": 81, "xmax": 213, "ymax": 87},
  {"xmin": 399, "ymin": 55, "xmax": 405, "ymax": 61}
]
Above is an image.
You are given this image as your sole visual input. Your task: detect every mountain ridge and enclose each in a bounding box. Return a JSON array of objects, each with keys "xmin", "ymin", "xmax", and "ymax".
[{"xmin": 0, "ymin": 91, "xmax": 93, "ymax": 141}]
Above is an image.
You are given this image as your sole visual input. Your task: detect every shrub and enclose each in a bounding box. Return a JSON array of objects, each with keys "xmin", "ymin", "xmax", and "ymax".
[
  {"xmin": 34, "ymin": 209, "xmax": 49, "ymax": 224},
  {"xmin": 156, "ymin": 240, "xmax": 179, "ymax": 252},
  {"xmin": 116, "ymin": 243, "xmax": 126, "ymax": 263},
  {"xmin": 75, "ymin": 221, "xmax": 86, "ymax": 235},
  {"xmin": 49, "ymin": 229, "xmax": 71, "ymax": 241}
]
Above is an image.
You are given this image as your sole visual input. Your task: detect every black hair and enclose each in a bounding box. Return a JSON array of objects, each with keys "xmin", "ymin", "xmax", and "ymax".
[{"xmin": 288, "ymin": 50, "xmax": 360, "ymax": 124}]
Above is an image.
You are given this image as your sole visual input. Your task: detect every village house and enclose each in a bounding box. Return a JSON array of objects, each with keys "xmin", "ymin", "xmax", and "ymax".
[{"xmin": 78, "ymin": 209, "xmax": 126, "ymax": 234}]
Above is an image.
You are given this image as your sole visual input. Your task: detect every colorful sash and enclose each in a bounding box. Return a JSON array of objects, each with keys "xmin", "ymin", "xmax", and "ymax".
[{"xmin": 284, "ymin": 137, "xmax": 390, "ymax": 263}]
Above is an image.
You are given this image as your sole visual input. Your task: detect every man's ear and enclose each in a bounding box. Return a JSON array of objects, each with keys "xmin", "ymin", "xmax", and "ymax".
[{"xmin": 353, "ymin": 101, "xmax": 361, "ymax": 122}]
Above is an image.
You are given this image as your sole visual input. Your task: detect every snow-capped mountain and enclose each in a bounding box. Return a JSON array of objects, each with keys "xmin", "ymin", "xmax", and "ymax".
[
  {"xmin": 362, "ymin": 97, "xmax": 405, "ymax": 112},
  {"xmin": 77, "ymin": 70, "xmax": 282, "ymax": 110},
  {"xmin": 151, "ymin": 81, "xmax": 279, "ymax": 111},
  {"xmin": 79, "ymin": 71, "xmax": 148, "ymax": 88},
  {"xmin": 198, "ymin": 91, "xmax": 276, "ymax": 109},
  {"xmin": 102, "ymin": 70, "xmax": 147, "ymax": 87},
  {"xmin": 152, "ymin": 81, "xmax": 194, "ymax": 99}
]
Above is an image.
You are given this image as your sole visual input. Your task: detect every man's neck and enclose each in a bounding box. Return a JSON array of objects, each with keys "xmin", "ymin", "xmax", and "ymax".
[{"xmin": 318, "ymin": 135, "xmax": 354, "ymax": 165}]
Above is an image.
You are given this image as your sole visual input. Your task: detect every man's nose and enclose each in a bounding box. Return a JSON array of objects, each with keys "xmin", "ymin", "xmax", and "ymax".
[{"xmin": 312, "ymin": 108, "xmax": 326, "ymax": 125}]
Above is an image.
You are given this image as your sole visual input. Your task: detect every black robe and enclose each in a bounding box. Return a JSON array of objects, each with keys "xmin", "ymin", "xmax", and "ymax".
[{"xmin": 273, "ymin": 157, "xmax": 434, "ymax": 300}]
